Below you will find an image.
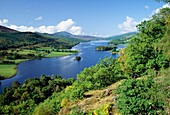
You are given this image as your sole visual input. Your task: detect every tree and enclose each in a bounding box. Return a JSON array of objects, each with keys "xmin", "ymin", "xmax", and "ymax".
[
  {"xmin": 119, "ymin": 8, "xmax": 170, "ymax": 78},
  {"xmin": 12, "ymin": 81, "xmax": 21, "ymax": 88},
  {"xmin": 74, "ymin": 56, "xmax": 81, "ymax": 61},
  {"xmin": 115, "ymin": 78, "xmax": 166, "ymax": 114}
]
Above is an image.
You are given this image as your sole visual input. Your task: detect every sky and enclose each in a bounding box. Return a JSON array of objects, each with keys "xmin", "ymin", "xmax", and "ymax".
[{"xmin": 0, "ymin": 0, "xmax": 169, "ymax": 37}]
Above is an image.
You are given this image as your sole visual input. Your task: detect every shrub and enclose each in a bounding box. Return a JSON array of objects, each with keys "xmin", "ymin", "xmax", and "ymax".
[{"xmin": 115, "ymin": 78, "xmax": 166, "ymax": 114}]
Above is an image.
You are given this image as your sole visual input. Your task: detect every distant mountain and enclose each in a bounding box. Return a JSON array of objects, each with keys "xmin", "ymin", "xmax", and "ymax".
[
  {"xmin": 54, "ymin": 31, "xmax": 73, "ymax": 37},
  {"xmin": 54, "ymin": 31, "xmax": 102, "ymax": 40},
  {"xmin": 106, "ymin": 32, "xmax": 137, "ymax": 45},
  {"xmin": 105, "ymin": 32, "xmax": 137, "ymax": 40},
  {"xmin": 0, "ymin": 25, "xmax": 18, "ymax": 33},
  {"xmin": 39, "ymin": 32, "xmax": 87, "ymax": 43}
]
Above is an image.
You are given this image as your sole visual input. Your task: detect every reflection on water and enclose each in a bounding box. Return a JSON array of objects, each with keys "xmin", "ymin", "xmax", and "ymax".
[{"xmin": 0, "ymin": 41, "xmax": 126, "ymax": 94}]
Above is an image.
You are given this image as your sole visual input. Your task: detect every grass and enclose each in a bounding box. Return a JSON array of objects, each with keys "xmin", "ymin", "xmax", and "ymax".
[
  {"xmin": 45, "ymin": 52, "xmax": 73, "ymax": 58},
  {"xmin": 36, "ymin": 47, "xmax": 52, "ymax": 51},
  {"xmin": 17, "ymin": 50, "xmax": 36, "ymax": 55},
  {"xmin": 0, "ymin": 47, "xmax": 78, "ymax": 80},
  {"xmin": 0, "ymin": 64, "xmax": 17, "ymax": 79},
  {"xmin": 12, "ymin": 59, "xmax": 30, "ymax": 64}
]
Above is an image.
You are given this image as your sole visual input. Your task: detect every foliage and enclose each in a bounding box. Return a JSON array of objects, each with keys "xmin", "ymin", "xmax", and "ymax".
[
  {"xmin": 93, "ymin": 103, "xmax": 113, "ymax": 115},
  {"xmin": 33, "ymin": 91, "xmax": 65, "ymax": 115},
  {"xmin": 0, "ymin": 30, "xmax": 84, "ymax": 50},
  {"xmin": 95, "ymin": 46, "xmax": 117, "ymax": 51},
  {"xmin": 115, "ymin": 78, "xmax": 166, "ymax": 114},
  {"xmin": 0, "ymin": 75, "xmax": 75, "ymax": 114},
  {"xmin": 74, "ymin": 56, "xmax": 81, "ymax": 61},
  {"xmin": 32, "ymin": 57, "xmax": 124, "ymax": 114},
  {"xmin": 118, "ymin": 8, "xmax": 170, "ymax": 78},
  {"xmin": 155, "ymin": 0, "xmax": 170, "ymax": 3}
]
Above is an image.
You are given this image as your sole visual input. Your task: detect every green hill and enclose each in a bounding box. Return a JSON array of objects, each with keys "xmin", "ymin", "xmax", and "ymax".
[
  {"xmin": 105, "ymin": 32, "xmax": 137, "ymax": 40},
  {"xmin": 0, "ymin": 26, "xmax": 87, "ymax": 50},
  {"xmin": 106, "ymin": 32, "xmax": 137, "ymax": 45},
  {"xmin": 0, "ymin": 25, "xmax": 18, "ymax": 33}
]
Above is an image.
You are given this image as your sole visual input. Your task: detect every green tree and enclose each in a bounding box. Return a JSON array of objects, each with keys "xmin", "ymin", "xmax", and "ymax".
[
  {"xmin": 120, "ymin": 8, "xmax": 169, "ymax": 78},
  {"xmin": 115, "ymin": 78, "xmax": 166, "ymax": 114}
]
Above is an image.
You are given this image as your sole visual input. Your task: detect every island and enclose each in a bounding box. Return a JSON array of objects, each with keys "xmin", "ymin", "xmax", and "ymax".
[
  {"xmin": 74, "ymin": 56, "xmax": 81, "ymax": 61},
  {"xmin": 95, "ymin": 46, "xmax": 117, "ymax": 51}
]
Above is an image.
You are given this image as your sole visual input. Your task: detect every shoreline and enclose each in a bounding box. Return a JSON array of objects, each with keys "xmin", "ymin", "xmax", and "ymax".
[{"xmin": 0, "ymin": 52, "xmax": 78, "ymax": 80}]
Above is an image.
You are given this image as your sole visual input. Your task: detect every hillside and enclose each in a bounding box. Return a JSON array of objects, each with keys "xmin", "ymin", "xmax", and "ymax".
[
  {"xmin": 39, "ymin": 32, "xmax": 87, "ymax": 43},
  {"xmin": 107, "ymin": 32, "xmax": 137, "ymax": 46},
  {"xmin": 0, "ymin": 25, "xmax": 18, "ymax": 33},
  {"xmin": 58, "ymin": 75, "xmax": 169, "ymax": 114},
  {"xmin": 105, "ymin": 32, "xmax": 137, "ymax": 40},
  {"xmin": 0, "ymin": 26, "xmax": 86, "ymax": 50},
  {"xmin": 58, "ymin": 79, "xmax": 121, "ymax": 114}
]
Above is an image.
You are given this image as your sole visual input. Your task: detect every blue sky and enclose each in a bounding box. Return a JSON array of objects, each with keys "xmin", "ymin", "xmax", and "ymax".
[{"xmin": 0, "ymin": 0, "xmax": 168, "ymax": 37}]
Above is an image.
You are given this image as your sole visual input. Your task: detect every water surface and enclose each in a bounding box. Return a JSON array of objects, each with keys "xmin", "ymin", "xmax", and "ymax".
[{"xmin": 0, "ymin": 41, "xmax": 126, "ymax": 94}]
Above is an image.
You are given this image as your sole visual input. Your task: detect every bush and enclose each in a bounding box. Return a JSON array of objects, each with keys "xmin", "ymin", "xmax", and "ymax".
[{"xmin": 115, "ymin": 78, "xmax": 166, "ymax": 114}]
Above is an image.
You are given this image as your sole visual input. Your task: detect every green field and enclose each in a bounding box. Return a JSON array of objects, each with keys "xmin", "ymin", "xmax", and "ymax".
[
  {"xmin": 17, "ymin": 50, "xmax": 36, "ymax": 55},
  {"xmin": 45, "ymin": 52, "xmax": 73, "ymax": 58},
  {"xmin": 12, "ymin": 59, "xmax": 30, "ymax": 64},
  {"xmin": 0, "ymin": 47, "xmax": 78, "ymax": 80},
  {"xmin": 0, "ymin": 64, "xmax": 17, "ymax": 79}
]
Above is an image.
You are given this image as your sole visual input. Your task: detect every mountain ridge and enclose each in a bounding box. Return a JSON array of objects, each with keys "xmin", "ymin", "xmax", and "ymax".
[
  {"xmin": 105, "ymin": 32, "xmax": 137, "ymax": 40},
  {"xmin": 54, "ymin": 31, "xmax": 103, "ymax": 40},
  {"xmin": 0, "ymin": 25, "xmax": 85, "ymax": 50}
]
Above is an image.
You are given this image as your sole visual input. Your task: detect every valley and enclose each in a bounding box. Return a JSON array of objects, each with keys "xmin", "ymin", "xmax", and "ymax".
[{"xmin": 0, "ymin": 0, "xmax": 169, "ymax": 114}]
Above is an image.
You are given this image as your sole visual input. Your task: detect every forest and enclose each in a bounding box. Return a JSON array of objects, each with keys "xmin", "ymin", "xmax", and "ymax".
[
  {"xmin": 0, "ymin": 1, "xmax": 169, "ymax": 114},
  {"xmin": 0, "ymin": 32, "xmax": 86, "ymax": 50}
]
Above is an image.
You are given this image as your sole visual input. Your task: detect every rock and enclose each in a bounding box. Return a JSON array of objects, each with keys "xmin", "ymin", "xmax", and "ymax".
[
  {"xmin": 103, "ymin": 89, "xmax": 111, "ymax": 97},
  {"xmin": 110, "ymin": 96, "xmax": 116, "ymax": 102}
]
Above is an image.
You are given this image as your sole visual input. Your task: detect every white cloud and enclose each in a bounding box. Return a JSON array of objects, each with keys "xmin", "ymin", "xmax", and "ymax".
[
  {"xmin": 145, "ymin": 5, "xmax": 149, "ymax": 9},
  {"xmin": 118, "ymin": 3, "xmax": 170, "ymax": 33},
  {"xmin": 151, "ymin": 3, "xmax": 170, "ymax": 16},
  {"xmin": 163, "ymin": 3, "xmax": 170, "ymax": 8},
  {"xmin": 87, "ymin": 32, "xmax": 111, "ymax": 38},
  {"xmin": 56, "ymin": 19, "xmax": 75, "ymax": 32},
  {"xmin": 1, "ymin": 18, "xmax": 83, "ymax": 35},
  {"xmin": 0, "ymin": 19, "xmax": 8, "ymax": 26},
  {"xmin": 69, "ymin": 26, "xmax": 82, "ymax": 35},
  {"xmin": 93, "ymin": 34, "xmax": 111, "ymax": 38},
  {"xmin": 35, "ymin": 16, "xmax": 43, "ymax": 21},
  {"xmin": 117, "ymin": 16, "xmax": 139, "ymax": 33},
  {"xmin": 142, "ymin": 3, "xmax": 170, "ymax": 21}
]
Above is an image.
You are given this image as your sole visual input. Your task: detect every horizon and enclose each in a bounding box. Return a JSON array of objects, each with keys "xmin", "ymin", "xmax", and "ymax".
[{"xmin": 0, "ymin": 0, "xmax": 169, "ymax": 37}]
